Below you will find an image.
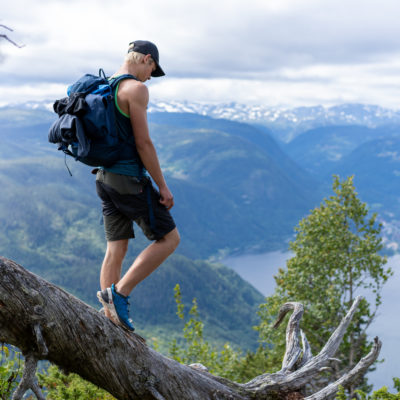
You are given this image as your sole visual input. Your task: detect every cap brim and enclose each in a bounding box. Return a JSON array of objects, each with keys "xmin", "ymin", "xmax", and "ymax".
[{"xmin": 151, "ymin": 63, "xmax": 165, "ymax": 77}]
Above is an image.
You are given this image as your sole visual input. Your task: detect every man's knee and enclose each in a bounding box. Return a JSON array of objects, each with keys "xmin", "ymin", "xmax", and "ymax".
[
  {"xmin": 162, "ymin": 228, "xmax": 180, "ymax": 252},
  {"xmin": 172, "ymin": 228, "xmax": 180, "ymax": 249},
  {"xmin": 106, "ymin": 239, "xmax": 129, "ymax": 262}
]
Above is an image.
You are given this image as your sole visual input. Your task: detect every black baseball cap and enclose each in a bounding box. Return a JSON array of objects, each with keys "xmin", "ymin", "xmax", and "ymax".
[{"xmin": 128, "ymin": 40, "xmax": 165, "ymax": 77}]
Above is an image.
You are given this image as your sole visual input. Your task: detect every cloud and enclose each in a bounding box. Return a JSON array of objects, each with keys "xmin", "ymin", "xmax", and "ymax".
[
  {"xmin": 2, "ymin": 0, "xmax": 400, "ymax": 107},
  {"xmin": 148, "ymin": 68, "xmax": 400, "ymax": 108},
  {"xmin": 0, "ymin": 83, "xmax": 66, "ymax": 107}
]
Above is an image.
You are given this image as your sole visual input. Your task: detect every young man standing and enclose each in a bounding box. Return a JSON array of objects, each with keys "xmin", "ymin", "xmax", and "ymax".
[{"xmin": 96, "ymin": 41, "xmax": 180, "ymax": 331}]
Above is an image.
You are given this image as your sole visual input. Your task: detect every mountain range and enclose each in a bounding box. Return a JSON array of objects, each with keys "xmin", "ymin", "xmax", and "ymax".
[
  {"xmin": 0, "ymin": 140, "xmax": 263, "ymax": 349},
  {"xmin": 1, "ymin": 100, "xmax": 399, "ymax": 350},
  {"xmin": 148, "ymin": 101, "xmax": 400, "ymax": 142},
  {"xmin": 0, "ymin": 105, "xmax": 317, "ymax": 351},
  {"xmin": 9, "ymin": 100, "xmax": 400, "ymax": 140},
  {"xmin": 2, "ymin": 100, "xmax": 400, "ymax": 250}
]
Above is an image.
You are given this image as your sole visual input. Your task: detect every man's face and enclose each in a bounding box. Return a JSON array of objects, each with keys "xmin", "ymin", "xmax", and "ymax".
[{"xmin": 140, "ymin": 56, "xmax": 156, "ymax": 82}]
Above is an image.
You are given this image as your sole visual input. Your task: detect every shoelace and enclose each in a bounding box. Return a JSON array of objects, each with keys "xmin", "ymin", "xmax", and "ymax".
[{"xmin": 120, "ymin": 296, "xmax": 130, "ymax": 317}]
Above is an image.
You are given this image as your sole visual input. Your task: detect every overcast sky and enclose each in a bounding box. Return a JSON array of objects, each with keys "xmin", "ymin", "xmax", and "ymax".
[{"xmin": 2, "ymin": 0, "xmax": 400, "ymax": 108}]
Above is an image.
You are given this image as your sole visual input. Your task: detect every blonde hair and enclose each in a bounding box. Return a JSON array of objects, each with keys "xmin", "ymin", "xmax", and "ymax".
[{"xmin": 125, "ymin": 50, "xmax": 145, "ymax": 64}]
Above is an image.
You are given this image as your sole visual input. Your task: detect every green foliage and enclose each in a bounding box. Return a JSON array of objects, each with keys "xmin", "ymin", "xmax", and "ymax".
[
  {"xmin": 38, "ymin": 365, "xmax": 115, "ymax": 400},
  {"xmin": 336, "ymin": 378, "xmax": 400, "ymax": 400},
  {"xmin": 0, "ymin": 346, "xmax": 114, "ymax": 400},
  {"xmin": 336, "ymin": 385, "xmax": 347, "ymax": 400},
  {"xmin": 257, "ymin": 176, "xmax": 392, "ymax": 392},
  {"xmin": 0, "ymin": 345, "xmax": 24, "ymax": 400},
  {"xmin": 169, "ymin": 284, "xmax": 252, "ymax": 382},
  {"xmin": 168, "ymin": 284, "xmax": 284, "ymax": 382}
]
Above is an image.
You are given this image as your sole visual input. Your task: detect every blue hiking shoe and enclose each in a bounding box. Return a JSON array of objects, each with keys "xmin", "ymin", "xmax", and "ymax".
[{"xmin": 97, "ymin": 284, "xmax": 135, "ymax": 331}]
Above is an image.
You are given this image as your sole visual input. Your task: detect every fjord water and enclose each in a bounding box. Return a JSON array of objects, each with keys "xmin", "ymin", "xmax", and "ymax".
[
  {"xmin": 221, "ymin": 252, "xmax": 400, "ymax": 391},
  {"xmin": 221, "ymin": 251, "xmax": 292, "ymax": 296}
]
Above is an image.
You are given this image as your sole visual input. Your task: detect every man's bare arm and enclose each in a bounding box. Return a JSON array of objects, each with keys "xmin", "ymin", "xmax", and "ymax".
[{"xmin": 127, "ymin": 83, "xmax": 174, "ymax": 209}]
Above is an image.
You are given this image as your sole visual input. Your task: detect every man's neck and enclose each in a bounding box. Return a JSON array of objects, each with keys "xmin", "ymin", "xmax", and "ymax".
[{"xmin": 114, "ymin": 62, "xmax": 140, "ymax": 78}]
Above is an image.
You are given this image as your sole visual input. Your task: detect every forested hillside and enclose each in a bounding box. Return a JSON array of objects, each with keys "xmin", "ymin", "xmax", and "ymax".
[
  {"xmin": 0, "ymin": 107, "xmax": 319, "ymax": 350},
  {"xmin": 1, "ymin": 103, "xmax": 400, "ymax": 351},
  {"xmin": 1, "ymin": 108, "xmax": 322, "ymax": 259}
]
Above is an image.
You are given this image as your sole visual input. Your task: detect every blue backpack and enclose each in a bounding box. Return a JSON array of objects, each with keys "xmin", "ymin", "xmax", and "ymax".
[{"xmin": 48, "ymin": 69, "xmax": 139, "ymax": 168}]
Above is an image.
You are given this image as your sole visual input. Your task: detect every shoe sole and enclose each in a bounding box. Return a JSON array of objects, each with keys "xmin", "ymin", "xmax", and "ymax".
[
  {"xmin": 97, "ymin": 289, "xmax": 121, "ymax": 326},
  {"xmin": 97, "ymin": 289, "xmax": 134, "ymax": 332}
]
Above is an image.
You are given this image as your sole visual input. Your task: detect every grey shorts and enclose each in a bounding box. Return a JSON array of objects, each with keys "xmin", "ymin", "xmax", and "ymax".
[{"xmin": 95, "ymin": 169, "xmax": 176, "ymax": 242}]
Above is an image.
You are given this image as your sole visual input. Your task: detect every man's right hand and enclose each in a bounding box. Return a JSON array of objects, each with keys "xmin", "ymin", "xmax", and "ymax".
[{"xmin": 159, "ymin": 185, "xmax": 174, "ymax": 210}]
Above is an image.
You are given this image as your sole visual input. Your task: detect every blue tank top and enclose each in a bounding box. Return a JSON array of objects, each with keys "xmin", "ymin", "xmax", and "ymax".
[{"xmin": 103, "ymin": 78, "xmax": 147, "ymax": 177}]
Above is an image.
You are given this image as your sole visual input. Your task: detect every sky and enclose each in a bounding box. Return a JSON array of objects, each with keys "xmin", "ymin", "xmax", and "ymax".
[{"xmin": 2, "ymin": 0, "xmax": 400, "ymax": 109}]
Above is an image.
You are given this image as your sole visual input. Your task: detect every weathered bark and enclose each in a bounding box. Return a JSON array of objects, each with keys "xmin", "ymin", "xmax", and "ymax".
[
  {"xmin": 0, "ymin": 257, "xmax": 381, "ymax": 400},
  {"xmin": 11, "ymin": 353, "xmax": 45, "ymax": 400}
]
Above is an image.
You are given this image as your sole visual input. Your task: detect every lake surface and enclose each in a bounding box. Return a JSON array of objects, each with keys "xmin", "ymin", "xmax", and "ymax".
[
  {"xmin": 221, "ymin": 251, "xmax": 400, "ymax": 391},
  {"xmin": 222, "ymin": 250, "xmax": 292, "ymax": 296}
]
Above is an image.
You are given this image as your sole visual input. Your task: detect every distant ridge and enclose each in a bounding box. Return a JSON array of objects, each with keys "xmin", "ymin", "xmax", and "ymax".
[
  {"xmin": 148, "ymin": 101, "xmax": 400, "ymax": 142},
  {"xmin": 3, "ymin": 101, "xmax": 400, "ymax": 142}
]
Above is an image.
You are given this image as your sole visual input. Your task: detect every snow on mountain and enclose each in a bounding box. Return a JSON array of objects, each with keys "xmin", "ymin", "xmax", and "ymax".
[
  {"xmin": 3, "ymin": 100, "xmax": 400, "ymax": 142},
  {"xmin": 148, "ymin": 101, "xmax": 400, "ymax": 142},
  {"xmin": 148, "ymin": 101, "xmax": 400, "ymax": 126}
]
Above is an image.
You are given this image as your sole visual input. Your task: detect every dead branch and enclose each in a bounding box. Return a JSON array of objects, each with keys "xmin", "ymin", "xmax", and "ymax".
[
  {"xmin": 0, "ymin": 24, "xmax": 25, "ymax": 48},
  {"xmin": 0, "ymin": 257, "xmax": 381, "ymax": 400}
]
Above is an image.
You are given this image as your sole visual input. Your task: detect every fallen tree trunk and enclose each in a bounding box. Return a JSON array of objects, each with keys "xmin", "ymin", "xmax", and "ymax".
[{"xmin": 0, "ymin": 257, "xmax": 381, "ymax": 400}]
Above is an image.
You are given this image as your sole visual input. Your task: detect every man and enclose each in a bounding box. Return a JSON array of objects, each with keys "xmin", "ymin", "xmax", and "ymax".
[{"xmin": 96, "ymin": 41, "xmax": 180, "ymax": 331}]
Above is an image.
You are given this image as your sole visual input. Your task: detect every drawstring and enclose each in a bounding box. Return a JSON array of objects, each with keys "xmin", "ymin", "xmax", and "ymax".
[
  {"xmin": 145, "ymin": 183, "xmax": 155, "ymax": 231},
  {"xmin": 64, "ymin": 153, "xmax": 73, "ymax": 176},
  {"xmin": 138, "ymin": 164, "xmax": 155, "ymax": 231}
]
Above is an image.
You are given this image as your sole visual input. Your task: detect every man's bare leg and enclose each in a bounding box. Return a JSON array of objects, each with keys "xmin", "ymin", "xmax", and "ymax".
[
  {"xmin": 100, "ymin": 239, "xmax": 129, "ymax": 289},
  {"xmin": 100, "ymin": 239, "xmax": 129, "ymax": 318},
  {"xmin": 115, "ymin": 228, "xmax": 180, "ymax": 296}
]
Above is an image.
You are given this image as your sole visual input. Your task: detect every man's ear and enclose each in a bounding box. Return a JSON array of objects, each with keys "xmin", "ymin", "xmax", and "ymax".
[{"xmin": 143, "ymin": 54, "xmax": 152, "ymax": 63}]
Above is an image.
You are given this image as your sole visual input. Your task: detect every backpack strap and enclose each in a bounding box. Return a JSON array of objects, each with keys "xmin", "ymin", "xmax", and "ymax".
[
  {"xmin": 108, "ymin": 73, "xmax": 138, "ymax": 90},
  {"xmin": 99, "ymin": 68, "xmax": 107, "ymax": 80}
]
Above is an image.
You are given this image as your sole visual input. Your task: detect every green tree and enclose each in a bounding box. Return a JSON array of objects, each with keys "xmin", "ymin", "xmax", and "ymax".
[
  {"xmin": 257, "ymin": 176, "xmax": 392, "ymax": 396},
  {"xmin": 0, "ymin": 345, "xmax": 25, "ymax": 400},
  {"xmin": 0, "ymin": 345, "xmax": 114, "ymax": 400},
  {"xmin": 168, "ymin": 284, "xmax": 245, "ymax": 381},
  {"xmin": 336, "ymin": 378, "xmax": 400, "ymax": 400},
  {"xmin": 38, "ymin": 365, "xmax": 115, "ymax": 400}
]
